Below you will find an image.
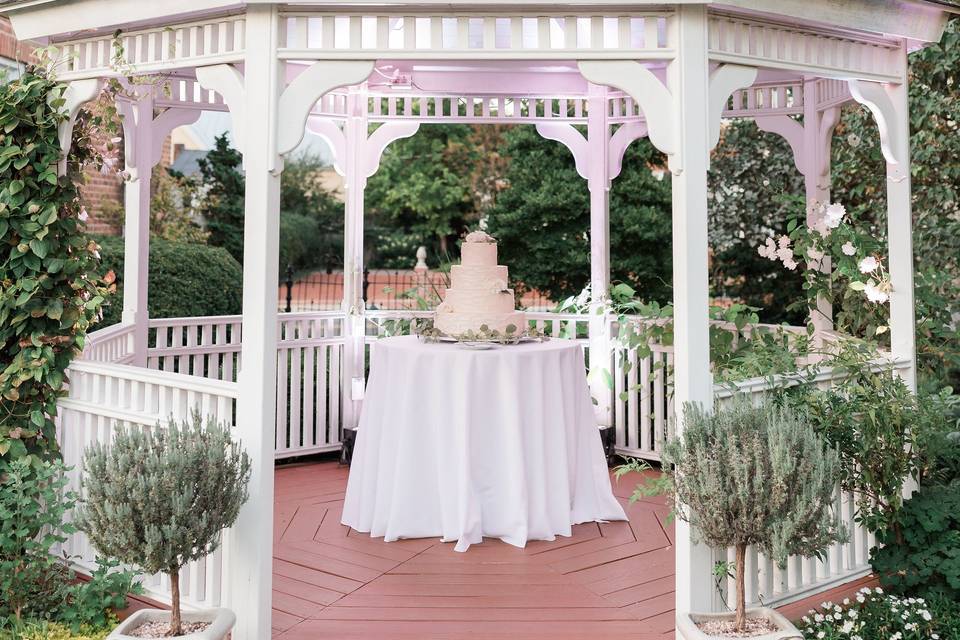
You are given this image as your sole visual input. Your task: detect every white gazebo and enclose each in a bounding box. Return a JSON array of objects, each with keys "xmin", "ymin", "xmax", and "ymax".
[{"xmin": 5, "ymin": 0, "xmax": 954, "ymax": 637}]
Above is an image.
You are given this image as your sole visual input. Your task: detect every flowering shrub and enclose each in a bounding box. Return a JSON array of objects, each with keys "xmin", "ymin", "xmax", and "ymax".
[
  {"xmin": 800, "ymin": 588, "xmax": 943, "ymax": 640},
  {"xmin": 757, "ymin": 200, "xmax": 892, "ymax": 338}
]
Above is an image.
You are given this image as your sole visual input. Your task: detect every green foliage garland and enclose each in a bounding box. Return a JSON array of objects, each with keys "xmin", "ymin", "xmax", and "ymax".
[{"xmin": 0, "ymin": 68, "xmax": 110, "ymax": 465}]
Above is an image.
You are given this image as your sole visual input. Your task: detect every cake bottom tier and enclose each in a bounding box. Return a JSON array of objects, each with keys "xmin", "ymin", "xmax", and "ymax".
[{"xmin": 434, "ymin": 311, "xmax": 526, "ymax": 337}]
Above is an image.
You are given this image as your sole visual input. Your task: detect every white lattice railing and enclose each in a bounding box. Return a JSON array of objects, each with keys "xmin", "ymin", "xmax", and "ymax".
[
  {"xmin": 78, "ymin": 321, "xmax": 136, "ymax": 364},
  {"xmin": 278, "ymin": 12, "xmax": 673, "ymax": 60},
  {"xmin": 58, "ymin": 352, "xmax": 238, "ymax": 610}
]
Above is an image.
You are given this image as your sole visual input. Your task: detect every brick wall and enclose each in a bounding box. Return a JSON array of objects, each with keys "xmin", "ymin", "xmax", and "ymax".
[{"xmin": 0, "ymin": 16, "xmax": 37, "ymax": 65}]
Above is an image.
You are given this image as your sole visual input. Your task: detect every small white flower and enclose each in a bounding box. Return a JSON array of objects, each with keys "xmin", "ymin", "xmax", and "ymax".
[
  {"xmin": 865, "ymin": 282, "xmax": 889, "ymax": 304},
  {"xmin": 823, "ymin": 203, "xmax": 846, "ymax": 228},
  {"xmin": 78, "ymin": 207, "xmax": 89, "ymax": 222},
  {"xmin": 778, "ymin": 235, "xmax": 791, "ymax": 249},
  {"xmin": 814, "ymin": 613, "xmax": 824, "ymax": 623},
  {"xmin": 842, "ymin": 241, "xmax": 856, "ymax": 256},
  {"xmin": 807, "ymin": 247, "xmax": 825, "ymax": 262},
  {"xmin": 841, "ymin": 621, "xmax": 854, "ymax": 633},
  {"xmin": 858, "ymin": 256, "xmax": 880, "ymax": 273},
  {"xmin": 817, "ymin": 632, "xmax": 825, "ymax": 639},
  {"xmin": 783, "ymin": 258, "xmax": 798, "ymax": 271},
  {"xmin": 921, "ymin": 610, "xmax": 932, "ymax": 621},
  {"xmin": 776, "ymin": 246, "xmax": 794, "ymax": 263},
  {"xmin": 875, "ymin": 587, "xmax": 883, "ymax": 594}
]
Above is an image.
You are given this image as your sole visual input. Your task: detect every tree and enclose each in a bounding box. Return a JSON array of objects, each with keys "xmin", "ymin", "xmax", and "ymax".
[
  {"xmin": 78, "ymin": 414, "xmax": 251, "ymax": 636},
  {"xmin": 485, "ymin": 125, "xmax": 673, "ymax": 304},
  {"xmin": 196, "ymin": 133, "xmax": 245, "ymax": 262},
  {"xmin": 621, "ymin": 398, "xmax": 845, "ymax": 632},
  {"xmin": 366, "ymin": 124, "xmax": 479, "ymax": 263}
]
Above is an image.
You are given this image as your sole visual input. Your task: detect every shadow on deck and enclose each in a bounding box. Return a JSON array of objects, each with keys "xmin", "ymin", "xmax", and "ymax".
[{"xmin": 271, "ymin": 461, "xmax": 676, "ymax": 639}]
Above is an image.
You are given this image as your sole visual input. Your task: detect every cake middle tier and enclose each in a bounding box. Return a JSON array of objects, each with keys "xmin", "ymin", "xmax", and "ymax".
[
  {"xmin": 449, "ymin": 264, "xmax": 509, "ymax": 290},
  {"xmin": 443, "ymin": 288, "xmax": 516, "ymax": 314}
]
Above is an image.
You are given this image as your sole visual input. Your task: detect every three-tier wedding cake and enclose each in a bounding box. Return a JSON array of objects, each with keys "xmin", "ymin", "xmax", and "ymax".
[{"xmin": 434, "ymin": 231, "xmax": 524, "ymax": 337}]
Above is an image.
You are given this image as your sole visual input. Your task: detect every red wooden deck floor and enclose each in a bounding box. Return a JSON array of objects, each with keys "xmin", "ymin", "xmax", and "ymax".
[{"xmin": 271, "ymin": 461, "xmax": 676, "ymax": 639}]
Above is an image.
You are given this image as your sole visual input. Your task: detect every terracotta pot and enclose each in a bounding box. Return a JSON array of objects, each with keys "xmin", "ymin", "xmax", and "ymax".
[
  {"xmin": 676, "ymin": 607, "xmax": 802, "ymax": 640},
  {"xmin": 108, "ymin": 608, "xmax": 235, "ymax": 640}
]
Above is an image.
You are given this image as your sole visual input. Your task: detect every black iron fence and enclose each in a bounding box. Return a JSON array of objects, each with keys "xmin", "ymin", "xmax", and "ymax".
[{"xmin": 279, "ymin": 265, "xmax": 554, "ymax": 312}]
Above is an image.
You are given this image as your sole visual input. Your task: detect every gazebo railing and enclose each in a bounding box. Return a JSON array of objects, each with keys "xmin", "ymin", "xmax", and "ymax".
[
  {"xmin": 63, "ymin": 310, "xmax": 907, "ymax": 611},
  {"xmin": 57, "ymin": 355, "xmax": 239, "ymax": 611}
]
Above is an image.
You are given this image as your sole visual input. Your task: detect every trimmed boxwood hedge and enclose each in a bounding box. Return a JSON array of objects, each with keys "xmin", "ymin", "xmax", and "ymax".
[{"xmin": 94, "ymin": 236, "xmax": 243, "ymax": 328}]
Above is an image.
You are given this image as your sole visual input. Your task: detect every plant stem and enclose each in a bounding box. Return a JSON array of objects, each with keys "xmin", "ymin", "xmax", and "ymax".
[
  {"xmin": 169, "ymin": 568, "xmax": 181, "ymax": 636},
  {"xmin": 735, "ymin": 543, "xmax": 747, "ymax": 632}
]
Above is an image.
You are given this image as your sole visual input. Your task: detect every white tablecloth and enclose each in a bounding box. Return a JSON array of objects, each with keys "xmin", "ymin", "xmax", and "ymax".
[{"xmin": 341, "ymin": 335, "xmax": 626, "ymax": 552}]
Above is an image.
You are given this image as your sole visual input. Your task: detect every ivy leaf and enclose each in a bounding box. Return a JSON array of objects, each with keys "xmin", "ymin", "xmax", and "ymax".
[
  {"xmin": 30, "ymin": 410, "xmax": 45, "ymax": 428},
  {"xmin": 47, "ymin": 300, "xmax": 63, "ymax": 320},
  {"xmin": 29, "ymin": 238, "xmax": 49, "ymax": 259},
  {"xmin": 8, "ymin": 179, "xmax": 24, "ymax": 195}
]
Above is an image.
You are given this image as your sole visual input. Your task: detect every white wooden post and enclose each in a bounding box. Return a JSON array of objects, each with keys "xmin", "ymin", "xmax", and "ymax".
[
  {"xmin": 669, "ymin": 4, "xmax": 715, "ymax": 615},
  {"xmin": 883, "ymin": 58, "xmax": 918, "ymax": 393},
  {"xmin": 204, "ymin": 6, "xmax": 282, "ymax": 638},
  {"xmin": 586, "ymin": 83, "xmax": 613, "ymax": 427},
  {"xmin": 119, "ymin": 91, "xmax": 153, "ymax": 368},
  {"xmin": 802, "ymin": 79, "xmax": 840, "ymax": 336},
  {"xmin": 848, "ymin": 60, "xmax": 917, "ymax": 392},
  {"xmin": 341, "ymin": 88, "xmax": 368, "ymax": 431}
]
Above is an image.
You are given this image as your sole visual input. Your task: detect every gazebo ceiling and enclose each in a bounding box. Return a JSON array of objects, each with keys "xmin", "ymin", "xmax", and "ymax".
[{"xmin": 1, "ymin": 0, "xmax": 955, "ymax": 44}]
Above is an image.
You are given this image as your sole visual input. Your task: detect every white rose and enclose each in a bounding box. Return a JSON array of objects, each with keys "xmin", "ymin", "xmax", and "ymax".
[
  {"xmin": 842, "ymin": 241, "xmax": 856, "ymax": 256},
  {"xmin": 864, "ymin": 283, "xmax": 889, "ymax": 304},
  {"xmin": 858, "ymin": 256, "xmax": 880, "ymax": 273},
  {"xmin": 824, "ymin": 203, "xmax": 846, "ymax": 228}
]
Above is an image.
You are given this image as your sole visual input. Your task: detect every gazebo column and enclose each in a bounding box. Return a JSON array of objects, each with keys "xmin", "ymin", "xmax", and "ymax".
[
  {"xmin": 197, "ymin": 6, "xmax": 284, "ymax": 637},
  {"xmin": 118, "ymin": 92, "xmax": 153, "ymax": 369},
  {"xmin": 535, "ymin": 84, "xmax": 618, "ymax": 427},
  {"xmin": 579, "ymin": 10, "xmax": 755, "ymax": 614},
  {"xmin": 341, "ymin": 90, "xmax": 369, "ymax": 434},
  {"xmin": 305, "ymin": 105, "xmax": 417, "ymax": 436},
  {"xmin": 117, "ymin": 92, "xmax": 200, "ymax": 367},
  {"xmin": 849, "ymin": 50, "xmax": 917, "ymax": 392},
  {"xmin": 756, "ymin": 80, "xmax": 840, "ymax": 338},
  {"xmin": 666, "ymin": 6, "xmax": 716, "ymax": 614},
  {"xmin": 586, "ymin": 84, "xmax": 613, "ymax": 428}
]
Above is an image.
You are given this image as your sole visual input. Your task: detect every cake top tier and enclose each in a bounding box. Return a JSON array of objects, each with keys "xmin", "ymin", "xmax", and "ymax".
[
  {"xmin": 464, "ymin": 230, "xmax": 495, "ymax": 244},
  {"xmin": 460, "ymin": 237, "xmax": 498, "ymax": 266}
]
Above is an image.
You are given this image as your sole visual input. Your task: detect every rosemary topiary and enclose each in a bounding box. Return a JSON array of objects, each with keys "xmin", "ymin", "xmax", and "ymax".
[
  {"xmin": 622, "ymin": 397, "xmax": 846, "ymax": 632},
  {"xmin": 76, "ymin": 413, "xmax": 251, "ymax": 636}
]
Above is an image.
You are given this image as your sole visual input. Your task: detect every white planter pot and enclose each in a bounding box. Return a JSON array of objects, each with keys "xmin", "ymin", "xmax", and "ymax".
[
  {"xmin": 108, "ymin": 608, "xmax": 235, "ymax": 640},
  {"xmin": 676, "ymin": 607, "xmax": 802, "ymax": 640}
]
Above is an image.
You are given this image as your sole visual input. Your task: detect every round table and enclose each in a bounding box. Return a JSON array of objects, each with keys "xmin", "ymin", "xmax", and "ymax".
[{"xmin": 341, "ymin": 335, "xmax": 626, "ymax": 552}]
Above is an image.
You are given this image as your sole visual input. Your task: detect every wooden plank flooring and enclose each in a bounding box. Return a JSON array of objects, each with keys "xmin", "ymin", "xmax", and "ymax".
[{"xmin": 272, "ymin": 461, "xmax": 675, "ymax": 639}]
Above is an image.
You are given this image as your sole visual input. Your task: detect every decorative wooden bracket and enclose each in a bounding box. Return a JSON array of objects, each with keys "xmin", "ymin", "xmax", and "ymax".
[
  {"xmin": 708, "ymin": 64, "xmax": 758, "ymax": 150},
  {"xmin": 608, "ymin": 121, "xmax": 648, "ymax": 181},
  {"xmin": 848, "ymin": 79, "xmax": 906, "ymax": 166},
  {"xmin": 578, "ymin": 60, "xmax": 674, "ymax": 160},
  {"xmin": 535, "ymin": 122, "xmax": 589, "ymax": 180},
  {"xmin": 55, "ymin": 78, "xmax": 100, "ymax": 173},
  {"xmin": 277, "ymin": 60, "xmax": 375, "ymax": 155}
]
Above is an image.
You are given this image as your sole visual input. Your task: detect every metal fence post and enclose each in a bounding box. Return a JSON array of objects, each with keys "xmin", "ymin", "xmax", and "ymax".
[
  {"xmin": 284, "ymin": 264, "xmax": 294, "ymax": 313},
  {"xmin": 362, "ymin": 268, "xmax": 370, "ymax": 308}
]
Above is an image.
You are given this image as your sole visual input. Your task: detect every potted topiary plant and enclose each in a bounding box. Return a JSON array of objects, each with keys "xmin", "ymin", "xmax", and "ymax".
[
  {"xmin": 76, "ymin": 412, "xmax": 251, "ymax": 639},
  {"xmin": 620, "ymin": 396, "xmax": 847, "ymax": 639}
]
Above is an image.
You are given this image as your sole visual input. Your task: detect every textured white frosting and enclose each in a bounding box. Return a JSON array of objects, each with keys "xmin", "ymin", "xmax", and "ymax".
[
  {"xmin": 460, "ymin": 242, "xmax": 497, "ymax": 266},
  {"xmin": 435, "ymin": 311, "xmax": 525, "ymax": 336},
  {"xmin": 435, "ymin": 236, "xmax": 522, "ymax": 336},
  {"xmin": 444, "ymin": 289, "xmax": 515, "ymax": 314},
  {"xmin": 449, "ymin": 264, "xmax": 508, "ymax": 290}
]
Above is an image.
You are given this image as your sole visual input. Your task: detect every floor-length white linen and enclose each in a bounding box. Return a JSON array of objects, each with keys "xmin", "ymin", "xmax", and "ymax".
[{"xmin": 341, "ymin": 335, "xmax": 626, "ymax": 552}]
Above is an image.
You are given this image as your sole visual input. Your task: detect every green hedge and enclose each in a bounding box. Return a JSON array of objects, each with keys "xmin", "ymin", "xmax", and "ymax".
[{"xmin": 94, "ymin": 236, "xmax": 243, "ymax": 328}]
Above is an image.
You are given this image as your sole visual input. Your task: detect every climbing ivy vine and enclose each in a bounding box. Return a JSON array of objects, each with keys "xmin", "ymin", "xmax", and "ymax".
[{"xmin": 0, "ymin": 65, "xmax": 113, "ymax": 466}]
